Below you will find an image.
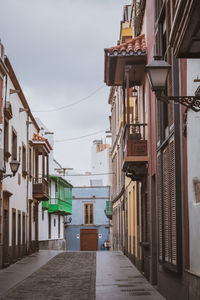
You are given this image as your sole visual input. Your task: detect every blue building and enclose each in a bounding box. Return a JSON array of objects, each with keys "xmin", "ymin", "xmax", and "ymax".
[{"xmin": 65, "ymin": 186, "xmax": 110, "ymax": 251}]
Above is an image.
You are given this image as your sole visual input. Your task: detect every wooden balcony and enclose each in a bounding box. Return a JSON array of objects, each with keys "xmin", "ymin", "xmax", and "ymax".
[
  {"xmin": 33, "ymin": 177, "xmax": 49, "ymax": 201},
  {"xmin": 122, "ymin": 123, "xmax": 148, "ymax": 180},
  {"xmin": 169, "ymin": 0, "xmax": 200, "ymax": 58}
]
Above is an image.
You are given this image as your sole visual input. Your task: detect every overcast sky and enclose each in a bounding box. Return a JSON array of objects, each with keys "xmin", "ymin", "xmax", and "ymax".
[{"xmin": 0, "ymin": 0, "xmax": 130, "ymax": 173}]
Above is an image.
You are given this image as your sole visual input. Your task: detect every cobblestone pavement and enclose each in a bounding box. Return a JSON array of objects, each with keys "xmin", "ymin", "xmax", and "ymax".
[{"xmin": 1, "ymin": 252, "xmax": 96, "ymax": 300}]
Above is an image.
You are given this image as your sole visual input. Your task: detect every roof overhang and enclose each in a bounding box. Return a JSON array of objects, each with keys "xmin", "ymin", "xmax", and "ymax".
[
  {"xmin": 32, "ymin": 141, "xmax": 51, "ymax": 154},
  {"xmin": 104, "ymin": 34, "xmax": 147, "ymax": 87},
  {"xmin": 50, "ymin": 175, "xmax": 73, "ymax": 188},
  {"xmin": 170, "ymin": 0, "xmax": 200, "ymax": 58}
]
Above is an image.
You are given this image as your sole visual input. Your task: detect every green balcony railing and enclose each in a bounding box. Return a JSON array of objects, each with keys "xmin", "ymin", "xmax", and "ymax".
[
  {"xmin": 105, "ymin": 200, "xmax": 112, "ymax": 219},
  {"xmin": 48, "ymin": 198, "xmax": 72, "ymax": 215},
  {"xmin": 42, "ymin": 201, "xmax": 48, "ymax": 210}
]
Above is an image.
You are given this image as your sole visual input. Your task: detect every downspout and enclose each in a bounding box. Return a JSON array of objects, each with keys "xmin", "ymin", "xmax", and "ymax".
[
  {"xmin": 26, "ymin": 110, "xmax": 30, "ymax": 252},
  {"xmin": 1, "ymin": 71, "xmax": 7, "ymax": 265},
  {"xmin": 3, "ymin": 74, "xmax": 7, "ymax": 171}
]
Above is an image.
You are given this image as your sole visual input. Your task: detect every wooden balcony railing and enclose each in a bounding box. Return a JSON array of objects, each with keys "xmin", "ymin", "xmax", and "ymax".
[
  {"xmin": 123, "ymin": 123, "xmax": 147, "ymax": 158},
  {"xmin": 33, "ymin": 177, "xmax": 49, "ymax": 201},
  {"xmin": 122, "ymin": 123, "xmax": 148, "ymax": 178}
]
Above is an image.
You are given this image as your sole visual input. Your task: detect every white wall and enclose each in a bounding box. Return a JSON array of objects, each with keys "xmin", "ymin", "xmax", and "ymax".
[
  {"xmin": 38, "ymin": 202, "xmax": 64, "ymax": 241},
  {"xmin": 2, "ymin": 74, "xmax": 38, "ymax": 246},
  {"xmin": 187, "ymin": 59, "xmax": 200, "ymax": 275}
]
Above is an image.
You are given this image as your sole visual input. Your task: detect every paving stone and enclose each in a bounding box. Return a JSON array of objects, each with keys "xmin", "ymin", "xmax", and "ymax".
[
  {"xmin": 96, "ymin": 251, "xmax": 165, "ymax": 300},
  {"xmin": 1, "ymin": 252, "xmax": 96, "ymax": 300}
]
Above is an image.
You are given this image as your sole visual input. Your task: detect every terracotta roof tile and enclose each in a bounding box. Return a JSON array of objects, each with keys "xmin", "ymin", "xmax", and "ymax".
[
  {"xmin": 105, "ymin": 34, "xmax": 147, "ymax": 56},
  {"xmin": 32, "ymin": 133, "xmax": 52, "ymax": 151}
]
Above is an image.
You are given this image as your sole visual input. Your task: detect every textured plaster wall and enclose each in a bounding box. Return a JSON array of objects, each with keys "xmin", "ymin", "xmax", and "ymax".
[
  {"xmin": 187, "ymin": 59, "xmax": 200, "ymax": 275},
  {"xmin": 2, "ymin": 75, "xmax": 38, "ymax": 246}
]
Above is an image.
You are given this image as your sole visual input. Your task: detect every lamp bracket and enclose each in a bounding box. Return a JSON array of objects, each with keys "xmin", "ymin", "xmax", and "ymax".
[
  {"xmin": 156, "ymin": 93, "xmax": 200, "ymax": 112},
  {"xmin": 0, "ymin": 173, "xmax": 12, "ymax": 181}
]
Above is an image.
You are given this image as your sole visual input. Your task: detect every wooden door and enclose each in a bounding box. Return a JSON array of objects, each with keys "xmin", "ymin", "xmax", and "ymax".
[
  {"xmin": 18, "ymin": 211, "xmax": 21, "ymax": 258},
  {"xmin": 22, "ymin": 213, "xmax": 26, "ymax": 256},
  {"xmin": 12, "ymin": 209, "xmax": 16, "ymax": 261},
  {"xmin": 3, "ymin": 196, "xmax": 9, "ymax": 266},
  {"xmin": 80, "ymin": 229, "xmax": 98, "ymax": 251}
]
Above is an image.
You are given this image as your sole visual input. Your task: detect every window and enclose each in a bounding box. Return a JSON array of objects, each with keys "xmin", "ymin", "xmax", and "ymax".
[
  {"xmin": 29, "ymin": 146, "xmax": 32, "ymax": 180},
  {"xmin": 55, "ymin": 183, "xmax": 57, "ymax": 198},
  {"xmin": 48, "ymin": 214, "xmax": 51, "ymax": 239},
  {"xmin": 157, "ymin": 139, "xmax": 178, "ymax": 270},
  {"xmin": 12, "ymin": 128, "xmax": 17, "ymax": 160},
  {"xmin": 84, "ymin": 203, "xmax": 94, "ymax": 225},
  {"xmin": 18, "ymin": 173, "xmax": 21, "ymax": 185},
  {"xmin": 58, "ymin": 215, "xmax": 60, "ymax": 238},
  {"xmin": 42, "ymin": 211, "xmax": 44, "ymax": 221},
  {"xmin": 54, "ymin": 218, "xmax": 56, "ymax": 227},
  {"xmin": 4, "ymin": 119, "xmax": 10, "ymax": 161},
  {"xmin": 22, "ymin": 143, "xmax": 26, "ymax": 177},
  {"xmin": 33, "ymin": 205, "xmax": 36, "ymax": 222}
]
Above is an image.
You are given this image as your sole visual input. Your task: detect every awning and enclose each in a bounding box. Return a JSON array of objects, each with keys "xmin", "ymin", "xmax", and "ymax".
[{"xmin": 104, "ymin": 34, "xmax": 147, "ymax": 86}]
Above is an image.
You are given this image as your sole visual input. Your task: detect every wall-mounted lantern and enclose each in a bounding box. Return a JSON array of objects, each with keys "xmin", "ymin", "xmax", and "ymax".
[
  {"xmin": 146, "ymin": 56, "xmax": 200, "ymax": 112},
  {"xmin": 0, "ymin": 160, "xmax": 20, "ymax": 181}
]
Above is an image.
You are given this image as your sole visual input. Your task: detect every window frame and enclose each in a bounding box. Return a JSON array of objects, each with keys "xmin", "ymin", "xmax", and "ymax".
[
  {"xmin": 84, "ymin": 203, "xmax": 94, "ymax": 225},
  {"xmin": 22, "ymin": 142, "xmax": 27, "ymax": 178},
  {"xmin": 4, "ymin": 117, "xmax": 11, "ymax": 161},
  {"xmin": 11, "ymin": 126, "xmax": 17, "ymax": 160}
]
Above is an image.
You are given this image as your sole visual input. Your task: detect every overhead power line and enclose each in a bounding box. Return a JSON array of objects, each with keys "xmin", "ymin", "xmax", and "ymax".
[
  {"xmin": 54, "ymin": 128, "xmax": 109, "ymax": 143},
  {"xmin": 63, "ymin": 172, "xmax": 114, "ymax": 177},
  {"xmin": 33, "ymin": 85, "xmax": 105, "ymax": 113}
]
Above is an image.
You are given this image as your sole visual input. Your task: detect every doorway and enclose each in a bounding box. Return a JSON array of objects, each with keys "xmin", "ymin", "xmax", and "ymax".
[{"xmin": 80, "ymin": 229, "xmax": 98, "ymax": 251}]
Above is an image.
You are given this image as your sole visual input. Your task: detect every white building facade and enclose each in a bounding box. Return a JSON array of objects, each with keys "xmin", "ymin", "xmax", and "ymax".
[{"xmin": 0, "ymin": 55, "xmax": 43, "ymax": 267}]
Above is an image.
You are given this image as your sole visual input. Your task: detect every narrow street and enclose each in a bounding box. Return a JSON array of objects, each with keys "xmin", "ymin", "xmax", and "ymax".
[{"xmin": 0, "ymin": 251, "xmax": 164, "ymax": 300}]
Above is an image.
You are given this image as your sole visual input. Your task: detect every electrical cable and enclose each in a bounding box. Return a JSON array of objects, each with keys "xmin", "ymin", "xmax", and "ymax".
[
  {"xmin": 63, "ymin": 172, "xmax": 114, "ymax": 177},
  {"xmin": 54, "ymin": 128, "xmax": 109, "ymax": 143},
  {"xmin": 33, "ymin": 85, "xmax": 105, "ymax": 113}
]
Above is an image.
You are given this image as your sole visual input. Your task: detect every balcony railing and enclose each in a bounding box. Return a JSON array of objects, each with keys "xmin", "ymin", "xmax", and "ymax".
[
  {"xmin": 105, "ymin": 201, "xmax": 112, "ymax": 220},
  {"xmin": 48, "ymin": 198, "xmax": 72, "ymax": 215},
  {"xmin": 122, "ymin": 123, "xmax": 148, "ymax": 178},
  {"xmin": 33, "ymin": 177, "xmax": 49, "ymax": 201},
  {"xmin": 123, "ymin": 123, "xmax": 147, "ymax": 158}
]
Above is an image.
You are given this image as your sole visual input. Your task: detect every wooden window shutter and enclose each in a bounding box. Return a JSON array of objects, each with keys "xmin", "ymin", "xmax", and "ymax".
[
  {"xmin": 157, "ymin": 152, "xmax": 163, "ymax": 261},
  {"xmin": 169, "ymin": 139, "xmax": 177, "ymax": 265},
  {"xmin": 163, "ymin": 146, "xmax": 171, "ymax": 263}
]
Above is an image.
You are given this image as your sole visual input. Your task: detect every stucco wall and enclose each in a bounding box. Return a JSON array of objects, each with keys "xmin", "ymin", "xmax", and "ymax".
[
  {"xmin": 65, "ymin": 186, "xmax": 110, "ymax": 250},
  {"xmin": 38, "ymin": 202, "xmax": 64, "ymax": 241},
  {"xmin": 71, "ymin": 186, "xmax": 110, "ymax": 226},
  {"xmin": 65, "ymin": 225, "xmax": 109, "ymax": 251},
  {"xmin": 2, "ymin": 74, "xmax": 38, "ymax": 246},
  {"xmin": 187, "ymin": 59, "xmax": 200, "ymax": 275}
]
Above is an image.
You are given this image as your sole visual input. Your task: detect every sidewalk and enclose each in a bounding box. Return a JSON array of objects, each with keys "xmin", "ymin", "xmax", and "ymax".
[
  {"xmin": 96, "ymin": 251, "xmax": 165, "ymax": 300},
  {"xmin": 0, "ymin": 250, "xmax": 63, "ymax": 297}
]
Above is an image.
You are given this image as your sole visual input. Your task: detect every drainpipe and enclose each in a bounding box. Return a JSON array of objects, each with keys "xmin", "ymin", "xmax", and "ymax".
[
  {"xmin": 25, "ymin": 110, "xmax": 30, "ymax": 252},
  {"xmin": 1, "ymin": 73, "xmax": 7, "ymax": 266},
  {"xmin": 3, "ymin": 74, "xmax": 8, "ymax": 171}
]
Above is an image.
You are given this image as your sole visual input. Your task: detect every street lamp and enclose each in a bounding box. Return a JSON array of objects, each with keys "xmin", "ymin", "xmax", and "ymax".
[
  {"xmin": 0, "ymin": 160, "xmax": 20, "ymax": 180},
  {"xmin": 10, "ymin": 160, "xmax": 20, "ymax": 176},
  {"xmin": 146, "ymin": 56, "xmax": 200, "ymax": 112}
]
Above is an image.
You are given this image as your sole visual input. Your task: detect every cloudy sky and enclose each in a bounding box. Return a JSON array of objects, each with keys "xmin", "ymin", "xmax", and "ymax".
[{"xmin": 0, "ymin": 0, "xmax": 130, "ymax": 173}]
